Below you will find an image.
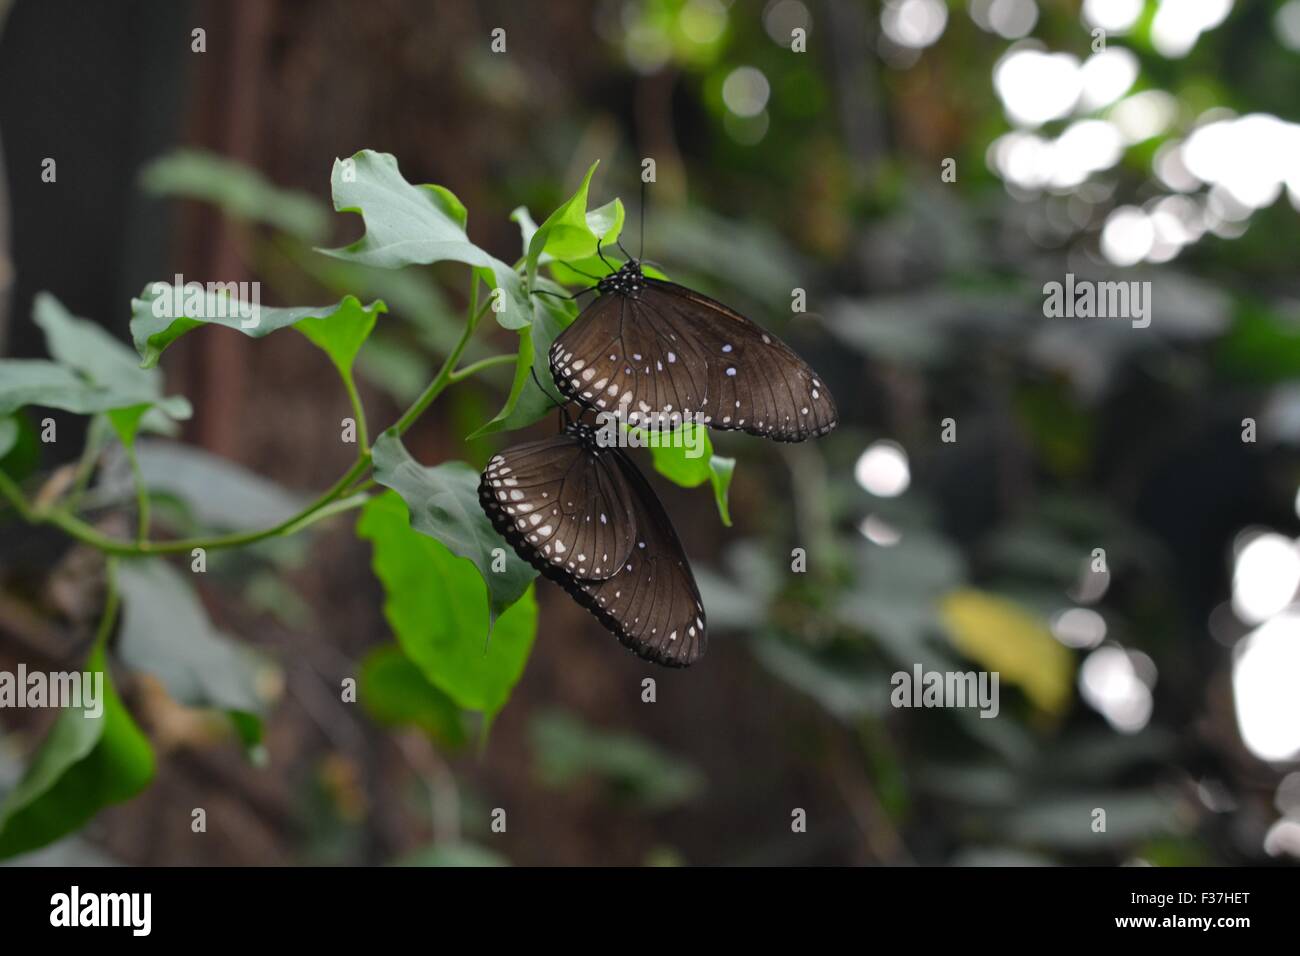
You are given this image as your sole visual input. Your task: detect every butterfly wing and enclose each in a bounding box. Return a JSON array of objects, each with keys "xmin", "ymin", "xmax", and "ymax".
[
  {"xmin": 480, "ymin": 439, "xmax": 707, "ymax": 668},
  {"xmin": 481, "ymin": 434, "xmax": 636, "ymax": 581},
  {"xmin": 566, "ymin": 446, "xmax": 707, "ymax": 667},
  {"xmin": 550, "ymin": 279, "xmax": 837, "ymax": 442}
]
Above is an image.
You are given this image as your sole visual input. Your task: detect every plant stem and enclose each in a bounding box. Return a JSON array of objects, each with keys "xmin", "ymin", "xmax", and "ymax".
[
  {"xmin": 125, "ymin": 442, "xmax": 150, "ymax": 544},
  {"xmin": 28, "ymin": 454, "xmax": 371, "ymax": 557},
  {"xmin": 96, "ymin": 556, "xmax": 120, "ymax": 646},
  {"xmin": 0, "ymin": 468, "xmax": 35, "ymax": 521},
  {"xmin": 392, "ymin": 278, "xmax": 489, "ymax": 437},
  {"xmin": 65, "ymin": 414, "xmax": 109, "ymax": 511},
  {"xmin": 343, "ymin": 373, "xmax": 370, "ymax": 453},
  {"xmin": 449, "ymin": 353, "xmax": 516, "ymax": 382}
]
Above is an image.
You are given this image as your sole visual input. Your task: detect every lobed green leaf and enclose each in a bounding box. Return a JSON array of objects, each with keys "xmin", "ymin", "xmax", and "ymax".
[
  {"xmin": 140, "ymin": 148, "xmax": 331, "ymax": 242},
  {"xmin": 370, "ymin": 431, "xmax": 536, "ymax": 620},
  {"xmin": 319, "ymin": 150, "xmax": 530, "ymax": 329},
  {"xmin": 524, "ymin": 160, "xmax": 624, "ymax": 290},
  {"xmin": 645, "ymin": 423, "xmax": 735, "ymax": 526},
  {"xmin": 357, "ymin": 492, "xmax": 537, "ymax": 722},
  {"xmin": 0, "ymin": 640, "xmax": 154, "ymax": 860},
  {"xmin": 359, "ymin": 645, "xmax": 467, "ymax": 749},
  {"xmin": 129, "ymin": 285, "xmax": 385, "ymax": 371},
  {"xmin": 115, "ymin": 559, "xmax": 278, "ymax": 738},
  {"xmin": 95, "ymin": 439, "xmax": 307, "ymax": 531}
]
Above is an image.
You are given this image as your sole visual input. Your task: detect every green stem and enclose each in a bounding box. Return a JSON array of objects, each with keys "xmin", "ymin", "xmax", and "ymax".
[
  {"xmin": 66, "ymin": 414, "xmax": 109, "ymax": 511},
  {"xmin": 393, "ymin": 280, "xmax": 490, "ymax": 437},
  {"xmin": 96, "ymin": 556, "xmax": 120, "ymax": 646},
  {"xmin": 125, "ymin": 442, "xmax": 150, "ymax": 544},
  {"xmin": 449, "ymin": 353, "xmax": 516, "ymax": 383},
  {"xmin": 0, "ymin": 469, "xmax": 35, "ymax": 521},
  {"xmin": 343, "ymin": 373, "xmax": 370, "ymax": 453},
  {"xmin": 35, "ymin": 455, "xmax": 372, "ymax": 557}
]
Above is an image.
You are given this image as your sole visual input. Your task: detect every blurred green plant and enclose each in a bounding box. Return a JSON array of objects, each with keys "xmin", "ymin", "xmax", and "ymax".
[
  {"xmin": 0, "ymin": 150, "xmax": 729, "ymax": 859},
  {"xmin": 530, "ymin": 710, "xmax": 704, "ymax": 810}
]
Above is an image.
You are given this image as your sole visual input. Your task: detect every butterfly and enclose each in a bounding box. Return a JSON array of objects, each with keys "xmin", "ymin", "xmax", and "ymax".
[
  {"xmin": 478, "ymin": 418, "xmax": 706, "ymax": 668},
  {"xmin": 548, "ymin": 255, "xmax": 837, "ymax": 442}
]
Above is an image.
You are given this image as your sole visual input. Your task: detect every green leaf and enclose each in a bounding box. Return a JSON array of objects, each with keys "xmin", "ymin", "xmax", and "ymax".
[
  {"xmin": 467, "ymin": 328, "xmax": 535, "ymax": 440},
  {"xmin": 140, "ymin": 148, "xmax": 331, "ymax": 242},
  {"xmin": 470, "ymin": 290, "xmax": 577, "ymax": 437},
  {"xmin": 299, "ymin": 253, "xmax": 463, "ymax": 353},
  {"xmin": 115, "ymin": 559, "xmax": 278, "ymax": 737},
  {"xmin": 647, "ymin": 424, "xmax": 711, "ymax": 485},
  {"xmin": 129, "ymin": 285, "xmax": 386, "ymax": 370},
  {"xmin": 0, "ymin": 417, "xmax": 17, "ymax": 460},
  {"xmin": 996, "ymin": 792, "xmax": 1181, "ymax": 849},
  {"xmin": 0, "ymin": 414, "xmax": 39, "ymax": 480},
  {"xmin": 1217, "ymin": 301, "xmax": 1300, "ymax": 383},
  {"xmin": 525, "ymin": 161, "xmax": 624, "ymax": 290},
  {"xmin": 357, "ymin": 492, "xmax": 537, "ymax": 720},
  {"xmin": 359, "ymin": 645, "xmax": 467, "ymax": 749},
  {"xmin": 707, "ymin": 454, "xmax": 736, "ymax": 526},
  {"xmin": 105, "ymin": 405, "xmax": 151, "ymax": 450},
  {"xmin": 396, "ymin": 843, "xmax": 509, "ymax": 867},
  {"xmin": 370, "ymin": 431, "xmax": 536, "ymax": 621},
  {"xmin": 320, "ymin": 150, "xmax": 529, "ymax": 329},
  {"xmin": 0, "ymin": 640, "xmax": 154, "ymax": 860},
  {"xmin": 0, "ymin": 360, "xmax": 145, "ymax": 416},
  {"xmin": 530, "ymin": 710, "xmax": 703, "ymax": 810},
  {"xmin": 510, "ymin": 205, "xmax": 540, "ymax": 254},
  {"xmin": 645, "ymin": 424, "xmax": 735, "ymax": 525},
  {"xmin": 96, "ymin": 439, "xmax": 307, "ymax": 531},
  {"xmin": 31, "ymin": 293, "xmax": 191, "ymax": 446},
  {"xmin": 293, "ymin": 296, "xmax": 382, "ymax": 386},
  {"xmin": 36, "ymin": 294, "xmax": 166, "ymax": 400},
  {"xmin": 752, "ymin": 636, "xmax": 889, "ymax": 721}
]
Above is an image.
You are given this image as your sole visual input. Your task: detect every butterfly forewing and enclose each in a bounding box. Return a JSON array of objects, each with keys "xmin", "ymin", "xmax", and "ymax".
[
  {"xmin": 482, "ymin": 434, "xmax": 635, "ymax": 581},
  {"xmin": 550, "ymin": 270, "xmax": 837, "ymax": 442}
]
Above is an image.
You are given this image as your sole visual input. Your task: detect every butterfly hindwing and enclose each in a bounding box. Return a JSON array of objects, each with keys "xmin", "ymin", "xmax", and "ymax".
[
  {"xmin": 567, "ymin": 443, "xmax": 707, "ymax": 667},
  {"xmin": 479, "ymin": 427, "xmax": 707, "ymax": 668},
  {"xmin": 481, "ymin": 434, "xmax": 635, "ymax": 581}
]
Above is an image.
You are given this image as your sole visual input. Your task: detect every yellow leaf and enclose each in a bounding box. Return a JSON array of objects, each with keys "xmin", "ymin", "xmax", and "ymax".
[{"xmin": 939, "ymin": 589, "xmax": 1074, "ymax": 714}]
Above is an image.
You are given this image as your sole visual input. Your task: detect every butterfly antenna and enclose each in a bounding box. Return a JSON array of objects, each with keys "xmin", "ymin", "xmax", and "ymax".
[
  {"xmin": 529, "ymin": 366, "xmax": 565, "ymax": 410},
  {"xmin": 531, "ymin": 287, "xmax": 597, "ymax": 301},
  {"xmin": 615, "ymin": 236, "xmax": 634, "ymax": 264},
  {"xmin": 639, "ymin": 176, "xmax": 646, "ymax": 262},
  {"xmin": 595, "ymin": 238, "xmax": 613, "ymax": 271},
  {"xmin": 555, "ymin": 261, "xmax": 604, "ymax": 281}
]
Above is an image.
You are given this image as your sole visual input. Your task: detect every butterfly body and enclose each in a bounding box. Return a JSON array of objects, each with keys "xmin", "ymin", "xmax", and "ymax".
[
  {"xmin": 479, "ymin": 421, "xmax": 707, "ymax": 667},
  {"xmin": 550, "ymin": 259, "xmax": 837, "ymax": 442}
]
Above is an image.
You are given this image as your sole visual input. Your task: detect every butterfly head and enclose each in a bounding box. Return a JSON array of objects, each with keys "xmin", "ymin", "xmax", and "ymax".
[
  {"xmin": 597, "ymin": 258, "xmax": 645, "ymax": 298},
  {"xmin": 563, "ymin": 418, "xmax": 602, "ymax": 448}
]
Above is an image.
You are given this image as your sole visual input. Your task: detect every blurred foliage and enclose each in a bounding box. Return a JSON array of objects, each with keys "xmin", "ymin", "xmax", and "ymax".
[{"xmin": 531, "ymin": 710, "xmax": 704, "ymax": 810}]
